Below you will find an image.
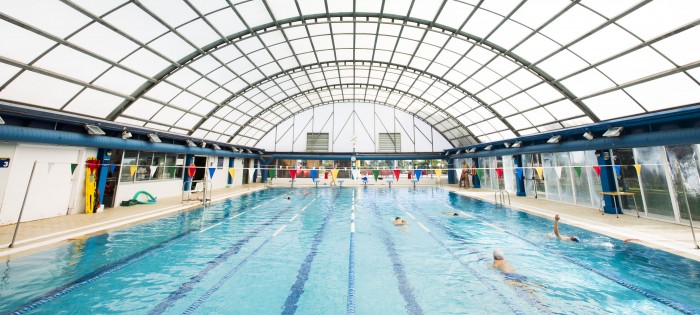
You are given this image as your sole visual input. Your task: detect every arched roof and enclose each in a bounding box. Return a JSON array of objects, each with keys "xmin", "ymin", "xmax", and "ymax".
[{"xmin": 1, "ymin": 0, "xmax": 699, "ymax": 148}]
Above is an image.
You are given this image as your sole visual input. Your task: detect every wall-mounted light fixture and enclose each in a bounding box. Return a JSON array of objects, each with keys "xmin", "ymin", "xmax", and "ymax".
[
  {"xmin": 547, "ymin": 135, "xmax": 561, "ymax": 144},
  {"xmin": 186, "ymin": 139, "xmax": 197, "ymax": 147},
  {"xmin": 603, "ymin": 127, "xmax": 623, "ymax": 137},
  {"xmin": 467, "ymin": 148, "xmax": 477, "ymax": 153},
  {"xmin": 121, "ymin": 127, "xmax": 132, "ymax": 140},
  {"xmin": 484, "ymin": 145, "xmax": 493, "ymax": 151},
  {"xmin": 511, "ymin": 141, "xmax": 522, "ymax": 148},
  {"xmin": 583, "ymin": 131, "xmax": 594, "ymax": 140},
  {"xmin": 84, "ymin": 124, "xmax": 105, "ymax": 135},
  {"xmin": 0, "ymin": 115, "xmax": 5, "ymax": 124},
  {"xmin": 503, "ymin": 142, "xmax": 511, "ymax": 148},
  {"xmin": 200, "ymin": 141, "xmax": 206, "ymax": 148},
  {"xmin": 212, "ymin": 144, "xmax": 221, "ymax": 150},
  {"xmin": 147, "ymin": 133, "xmax": 161, "ymax": 143}
]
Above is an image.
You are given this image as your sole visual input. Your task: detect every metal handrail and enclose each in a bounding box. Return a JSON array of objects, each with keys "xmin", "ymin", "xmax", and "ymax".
[
  {"xmin": 495, "ymin": 189, "xmax": 511, "ymax": 206},
  {"xmin": 9, "ymin": 161, "xmax": 37, "ymax": 248},
  {"xmin": 182, "ymin": 179, "xmax": 212, "ymax": 206}
]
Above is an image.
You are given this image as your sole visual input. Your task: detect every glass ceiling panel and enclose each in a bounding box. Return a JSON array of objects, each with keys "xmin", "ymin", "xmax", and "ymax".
[{"xmin": 0, "ymin": 1, "xmax": 699, "ymax": 146}]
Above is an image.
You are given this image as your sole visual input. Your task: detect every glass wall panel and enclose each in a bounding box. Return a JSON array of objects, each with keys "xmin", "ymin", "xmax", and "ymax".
[
  {"xmin": 569, "ymin": 151, "xmax": 594, "ymax": 207},
  {"xmin": 542, "ymin": 153, "xmax": 560, "ymax": 201},
  {"xmin": 120, "ymin": 150, "xmax": 138, "ymax": 182},
  {"xmin": 502, "ymin": 155, "xmax": 516, "ymax": 193},
  {"xmin": 612, "ymin": 148, "xmax": 643, "ymax": 212},
  {"xmin": 523, "ymin": 154, "xmax": 545, "ymax": 197},
  {"xmin": 666, "ymin": 145, "xmax": 700, "ymax": 223},
  {"xmin": 634, "ymin": 146, "xmax": 675, "ymax": 220},
  {"xmin": 555, "ymin": 152, "xmax": 575, "ymax": 204},
  {"xmin": 585, "ymin": 151, "xmax": 603, "ymax": 209}
]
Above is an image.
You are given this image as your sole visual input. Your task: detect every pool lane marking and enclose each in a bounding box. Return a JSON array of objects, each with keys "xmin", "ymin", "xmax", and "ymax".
[
  {"xmin": 289, "ymin": 197, "xmax": 318, "ymax": 222},
  {"xmin": 6, "ymin": 190, "xmax": 284, "ymax": 315},
  {"xmin": 148, "ymin": 192, "xmax": 315, "ymax": 315},
  {"xmin": 441, "ymin": 201, "xmax": 699, "ymax": 314},
  {"xmin": 198, "ymin": 194, "xmax": 285, "ymax": 233},
  {"xmin": 397, "ymin": 207, "xmax": 428, "ymax": 234},
  {"xmin": 416, "ymin": 222, "xmax": 430, "ymax": 233},
  {"xmin": 181, "ymin": 194, "xmax": 322, "ymax": 315},
  {"xmin": 347, "ymin": 190, "xmax": 357, "ymax": 315},
  {"xmin": 367, "ymin": 194, "xmax": 424, "ymax": 315},
  {"xmin": 199, "ymin": 212, "xmax": 246, "ymax": 233}
]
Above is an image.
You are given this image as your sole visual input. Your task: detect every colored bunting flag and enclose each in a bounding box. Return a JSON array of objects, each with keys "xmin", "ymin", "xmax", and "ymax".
[
  {"xmin": 290, "ymin": 169, "xmax": 297, "ymax": 180},
  {"xmin": 331, "ymin": 169, "xmax": 339, "ymax": 180},
  {"xmin": 269, "ymin": 168, "xmax": 276, "ymax": 179},
  {"xmin": 310, "ymin": 169, "xmax": 318, "ymax": 179},
  {"xmin": 555, "ymin": 166, "xmax": 563, "ymax": 179},
  {"xmin": 187, "ymin": 162, "xmax": 196, "ymax": 177},
  {"xmin": 208, "ymin": 167, "xmax": 216, "ymax": 179},
  {"xmin": 130, "ymin": 165, "xmax": 137, "ymax": 177},
  {"xmin": 169, "ymin": 167, "xmax": 176, "ymax": 177},
  {"xmin": 593, "ymin": 165, "xmax": 601, "ymax": 177},
  {"xmin": 70, "ymin": 163, "xmax": 78, "ymax": 175},
  {"xmin": 393, "ymin": 169, "xmax": 401, "ymax": 181},
  {"xmin": 352, "ymin": 169, "xmax": 360, "ymax": 180},
  {"xmin": 535, "ymin": 167, "xmax": 544, "ymax": 179},
  {"xmin": 373, "ymin": 170, "xmax": 380, "ymax": 181},
  {"xmin": 476, "ymin": 169, "xmax": 484, "ymax": 178},
  {"xmin": 634, "ymin": 164, "xmax": 642, "ymax": 175},
  {"xmin": 515, "ymin": 167, "xmax": 523, "ymax": 180},
  {"xmin": 229, "ymin": 168, "xmax": 236, "ymax": 180},
  {"xmin": 574, "ymin": 166, "xmax": 582, "ymax": 178},
  {"xmin": 408, "ymin": 171, "xmax": 412, "ymax": 179},
  {"xmin": 149, "ymin": 167, "xmax": 157, "ymax": 179},
  {"xmin": 613, "ymin": 165, "xmax": 621, "ymax": 176},
  {"xmin": 109, "ymin": 164, "xmax": 117, "ymax": 175},
  {"xmin": 414, "ymin": 169, "xmax": 422, "ymax": 181},
  {"xmin": 495, "ymin": 168, "xmax": 503, "ymax": 179},
  {"xmin": 435, "ymin": 169, "xmax": 443, "ymax": 182}
]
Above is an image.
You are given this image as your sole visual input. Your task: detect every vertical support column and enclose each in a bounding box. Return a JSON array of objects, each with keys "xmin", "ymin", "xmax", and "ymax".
[
  {"xmin": 96, "ymin": 148, "xmax": 110, "ymax": 204},
  {"xmin": 260, "ymin": 158, "xmax": 268, "ymax": 184},
  {"xmin": 252, "ymin": 159, "xmax": 259, "ymax": 183},
  {"xmin": 597, "ymin": 152, "xmax": 620, "ymax": 214},
  {"xmin": 183, "ymin": 154, "xmax": 194, "ymax": 191},
  {"xmin": 228, "ymin": 157, "xmax": 235, "ymax": 185},
  {"xmin": 472, "ymin": 157, "xmax": 481, "ymax": 188},
  {"xmin": 514, "ymin": 154, "xmax": 526, "ymax": 197},
  {"xmin": 447, "ymin": 158, "xmax": 456, "ymax": 184}
]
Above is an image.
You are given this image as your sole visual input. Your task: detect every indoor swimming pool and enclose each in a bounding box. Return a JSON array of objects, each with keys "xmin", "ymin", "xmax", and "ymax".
[{"xmin": 1, "ymin": 187, "xmax": 700, "ymax": 314}]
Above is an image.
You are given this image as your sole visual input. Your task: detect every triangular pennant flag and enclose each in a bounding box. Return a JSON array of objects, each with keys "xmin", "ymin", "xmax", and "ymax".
[
  {"xmin": 290, "ymin": 169, "xmax": 297, "ymax": 180},
  {"xmin": 229, "ymin": 168, "xmax": 236, "ymax": 179},
  {"xmin": 476, "ymin": 169, "xmax": 484, "ymax": 178},
  {"xmin": 352, "ymin": 169, "xmax": 360, "ymax": 180},
  {"xmin": 555, "ymin": 166, "xmax": 563, "ymax": 179},
  {"xmin": 110, "ymin": 164, "xmax": 117, "ymax": 175},
  {"xmin": 408, "ymin": 171, "xmax": 412, "ymax": 179},
  {"xmin": 71, "ymin": 163, "xmax": 78, "ymax": 175},
  {"xmin": 613, "ymin": 165, "xmax": 621, "ymax": 177},
  {"xmin": 169, "ymin": 167, "xmax": 176, "ymax": 177},
  {"xmin": 373, "ymin": 170, "xmax": 380, "ymax": 181},
  {"xmin": 130, "ymin": 165, "xmax": 137, "ymax": 177},
  {"xmin": 393, "ymin": 169, "xmax": 401, "ymax": 181},
  {"xmin": 593, "ymin": 165, "xmax": 601, "ymax": 177},
  {"xmin": 187, "ymin": 162, "xmax": 196, "ymax": 178},
  {"xmin": 310, "ymin": 169, "xmax": 318, "ymax": 179},
  {"xmin": 535, "ymin": 167, "xmax": 544, "ymax": 179},
  {"xmin": 495, "ymin": 168, "xmax": 503, "ymax": 179},
  {"xmin": 435, "ymin": 169, "xmax": 443, "ymax": 182},
  {"xmin": 86, "ymin": 158, "xmax": 99, "ymax": 173},
  {"xmin": 331, "ymin": 169, "xmax": 339, "ymax": 180},
  {"xmin": 149, "ymin": 167, "xmax": 157, "ymax": 179},
  {"xmin": 574, "ymin": 166, "xmax": 582, "ymax": 178},
  {"xmin": 208, "ymin": 167, "xmax": 216, "ymax": 179},
  {"xmin": 634, "ymin": 164, "xmax": 642, "ymax": 175},
  {"xmin": 269, "ymin": 168, "xmax": 276, "ymax": 179},
  {"xmin": 515, "ymin": 167, "xmax": 523, "ymax": 180},
  {"xmin": 414, "ymin": 169, "xmax": 422, "ymax": 181}
]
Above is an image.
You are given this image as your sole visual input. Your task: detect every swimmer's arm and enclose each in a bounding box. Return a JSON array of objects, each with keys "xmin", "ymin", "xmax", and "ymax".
[{"xmin": 553, "ymin": 220, "xmax": 563, "ymax": 240}]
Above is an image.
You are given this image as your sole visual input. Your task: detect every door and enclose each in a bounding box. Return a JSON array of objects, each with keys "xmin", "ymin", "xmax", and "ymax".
[
  {"xmin": 242, "ymin": 158, "xmax": 250, "ymax": 184},
  {"xmin": 666, "ymin": 145, "xmax": 700, "ymax": 224}
]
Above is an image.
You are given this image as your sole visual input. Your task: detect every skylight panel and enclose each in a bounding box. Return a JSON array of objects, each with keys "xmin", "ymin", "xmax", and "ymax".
[
  {"xmin": 541, "ymin": 5, "xmax": 604, "ymax": 46},
  {"xmin": 506, "ymin": 68, "xmax": 541, "ymax": 89},
  {"xmin": 298, "ymin": 0, "xmax": 326, "ymax": 16},
  {"xmin": 506, "ymin": 92, "xmax": 538, "ymax": 111},
  {"xmin": 119, "ymin": 48, "xmax": 170, "ymax": 77},
  {"xmin": 538, "ymin": 49, "xmax": 588, "ymax": 79},
  {"xmin": 581, "ymin": 0, "xmax": 642, "ymax": 19},
  {"xmin": 617, "ymin": 0, "xmax": 700, "ymax": 41},
  {"xmin": 506, "ymin": 114, "xmax": 532, "ymax": 130},
  {"xmin": 179, "ymin": 19, "xmax": 220, "ymax": 48},
  {"xmin": 284, "ymin": 26, "xmax": 309, "ymax": 40},
  {"xmin": 490, "ymin": 80, "xmax": 520, "ymax": 98},
  {"xmin": 0, "ymin": 63, "xmax": 20, "ymax": 87},
  {"xmin": 123, "ymin": 98, "xmax": 162, "ymax": 118},
  {"xmin": 492, "ymin": 101, "xmax": 517, "ymax": 116},
  {"xmin": 105, "ymin": 3, "xmax": 167, "ymax": 43},
  {"xmin": 290, "ymin": 38, "xmax": 314, "ymax": 54},
  {"xmin": 527, "ymin": 83, "xmax": 564, "ymax": 104},
  {"xmin": 189, "ymin": 78, "xmax": 218, "ymax": 96},
  {"xmin": 472, "ymin": 68, "xmax": 501, "ymax": 87},
  {"xmin": 511, "ymin": 33, "xmax": 559, "ymax": 63},
  {"xmin": 242, "ymin": 69, "xmax": 265, "ymax": 83},
  {"xmin": 145, "ymin": 82, "xmax": 181, "ymax": 102},
  {"xmin": 151, "ymin": 106, "xmax": 185, "ymax": 125},
  {"xmin": 115, "ymin": 116, "xmax": 146, "ymax": 127},
  {"xmin": 190, "ymin": 55, "xmax": 221, "ymax": 74},
  {"xmin": 383, "ymin": 0, "xmax": 412, "ymax": 16},
  {"xmin": 237, "ymin": 36, "xmax": 264, "ymax": 54},
  {"xmin": 64, "ymin": 88, "xmax": 124, "ymax": 118},
  {"xmin": 453, "ymin": 58, "xmax": 481, "ymax": 78},
  {"xmin": 327, "ymin": 0, "xmax": 352, "ymax": 13},
  {"xmin": 148, "ymin": 33, "xmax": 196, "ymax": 62},
  {"xmin": 545, "ymin": 99, "xmax": 583, "ymax": 120},
  {"xmin": 462, "ymin": 9, "xmax": 502, "ymax": 39},
  {"xmin": 0, "ymin": 71, "xmax": 82, "ymax": 109},
  {"xmin": 207, "ymin": 8, "xmax": 247, "ymax": 36},
  {"xmin": 625, "ymin": 73, "xmax": 700, "ymax": 112},
  {"xmin": 191, "ymin": 100, "xmax": 217, "ymax": 115},
  {"xmin": 510, "ymin": 0, "xmax": 569, "ymax": 29},
  {"xmin": 460, "ymin": 79, "xmax": 485, "ymax": 93},
  {"xmin": 356, "ymin": 35, "xmax": 376, "ymax": 49},
  {"xmin": 71, "ymin": 0, "xmax": 128, "ymax": 16},
  {"xmin": 236, "ymin": 0, "xmax": 274, "ymax": 27},
  {"xmin": 208, "ymin": 88, "xmax": 232, "ymax": 103},
  {"xmin": 333, "ymin": 34, "xmax": 354, "ymax": 49},
  {"xmin": 569, "ymin": 24, "xmax": 641, "ymax": 65},
  {"xmin": 69, "ymin": 23, "xmax": 139, "ymax": 62},
  {"xmin": 409, "ymin": 0, "xmax": 441, "ymax": 22},
  {"xmin": 93, "ymin": 67, "xmax": 147, "ymax": 95},
  {"xmin": 249, "ymin": 49, "xmax": 275, "ymax": 67},
  {"xmin": 466, "ymin": 45, "xmax": 497, "ymax": 65},
  {"xmin": 34, "ymin": 45, "xmax": 110, "ymax": 83},
  {"xmin": 0, "ymin": 21, "xmax": 55, "ymax": 64},
  {"xmin": 0, "ymin": 1, "xmax": 90, "ymax": 38},
  {"xmin": 189, "ymin": 0, "xmax": 229, "ymax": 15},
  {"xmin": 652, "ymin": 25, "xmax": 700, "ymax": 66},
  {"xmin": 175, "ymin": 112, "xmax": 202, "ymax": 129},
  {"xmin": 229, "ymin": 57, "xmax": 255, "ymax": 75},
  {"xmin": 167, "ymin": 67, "xmax": 201, "ymax": 87},
  {"xmin": 560, "ymin": 69, "xmax": 615, "ymax": 97},
  {"xmin": 488, "ymin": 20, "xmax": 531, "ymax": 51},
  {"xmin": 435, "ymin": 1, "xmax": 474, "ymax": 30},
  {"xmin": 141, "ymin": 0, "xmax": 197, "ymax": 28},
  {"xmin": 427, "ymin": 63, "xmax": 450, "ymax": 77},
  {"xmin": 356, "ymin": 0, "xmax": 381, "ymax": 12},
  {"xmin": 597, "ymin": 47, "xmax": 674, "ymax": 85},
  {"xmin": 267, "ymin": 0, "xmax": 297, "ymax": 21},
  {"xmin": 476, "ymin": 89, "xmax": 500, "ymax": 104},
  {"xmin": 582, "ymin": 90, "xmax": 643, "ymax": 120},
  {"xmin": 268, "ymin": 43, "xmax": 295, "ymax": 61},
  {"xmin": 560, "ymin": 116, "xmax": 593, "ymax": 128}
]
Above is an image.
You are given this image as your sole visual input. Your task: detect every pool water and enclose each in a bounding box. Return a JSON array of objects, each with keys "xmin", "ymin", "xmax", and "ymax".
[{"xmin": 1, "ymin": 187, "xmax": 700, "ymax": 314}]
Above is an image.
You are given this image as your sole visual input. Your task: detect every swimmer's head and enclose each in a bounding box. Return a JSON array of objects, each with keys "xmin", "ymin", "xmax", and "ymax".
[
  {"xmin": 453, "ymin": 213, "xmax": 459, "ymax": 216},
  {"xmin": 493, "ymin": 249, "xmax": 504, "ymax": 260},
  {"xmin": 570, "ymin": 236, "xmax": 580, "ymax": 243},
  {"xmin": 395, "ymin": 217, "xmax": 401, "ymax": 220},
  {"xmin": 287, "ymin": 196, "xmax": 291, "ymax": 200}
]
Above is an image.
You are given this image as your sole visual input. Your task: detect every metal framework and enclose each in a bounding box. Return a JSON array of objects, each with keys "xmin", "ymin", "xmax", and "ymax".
[{"xmin": 0, "ymin": 0, "xmax": 699, "ymax": 148}]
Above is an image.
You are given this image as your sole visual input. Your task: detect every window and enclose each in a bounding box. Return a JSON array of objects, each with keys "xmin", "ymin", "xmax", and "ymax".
[
  {"xmin": 306, "ymin": 132, "xmax": 329, "ymax": 152},
  {"xmin": 378, "ymin": 133, "xmax": 401, "ymax": 152},
  {"xmin": 120, "ymin": 151, "xmax": 184, "ymax": 182}
]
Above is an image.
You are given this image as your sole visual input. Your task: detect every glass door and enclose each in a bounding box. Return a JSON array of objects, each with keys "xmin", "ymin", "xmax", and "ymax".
[{"xmin": 666, "ymin": 145, "xmax": 700, "ymax": 225}]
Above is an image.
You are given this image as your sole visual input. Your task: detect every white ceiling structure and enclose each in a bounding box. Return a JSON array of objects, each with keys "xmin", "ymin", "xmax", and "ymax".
[{"xmin": 1, "ymin": 0, "xmax": 699, "ymax": 148}]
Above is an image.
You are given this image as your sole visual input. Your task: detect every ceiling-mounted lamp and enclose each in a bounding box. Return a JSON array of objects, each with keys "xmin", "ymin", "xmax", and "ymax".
[
  {"xmin": 84, "ymin": 124, "xmax": 105, "ymax": 135},
  {"xmin": 511, "ymin": 141, "xmax": 522, "ymax": 148},
  {"xmin": 583, "ymin": 131, "xmax": 595, "ymax": 140},
  {"xmin": 200, "ymin": 141, "xmax": 206, "ymax": 148},
  {"xmin": 246, "ymin": 149, "xmax": 253, "ymax": 154},
  {"xmin": 547, "ymin": 135, "xmax": 562, "ymax": 144},
  {"xmin": 0, "ymin": 115, "xmax": 5, "ymax": 124},
  {"xmin": 503, "ymin": 142, "xmax": 511, "ymax": 148},
  {"xmin": 230, "ymin": 146, "xmax": 239, "ymax": 152},
  {"xmin": 467, "ymin": 148, "xmax": 477, "ymax": 153},
  {"xmin": 147, "ymin": 133, "xmax": 161, "ymax": 143},
  {"xmin": 484, "ymin": 145, "xmax": 493, "ymax": 151},
  {"xmin": 212, "ymin": 144, "xmax": 221, "ymax": 150},
  {"xmin": 603, "ymin": 127, "xmax": 624, "ymax": 137},
  {"xmin": 186, "ymin": 139, "xmax": 197, "ymax": 147},
  {"xmin": 121, "ymin": 127, "xmax": 132, "ymax": 140},
  {"xmin": 258, "ymin": 150, "xmax": 264, "ymax": 155}
]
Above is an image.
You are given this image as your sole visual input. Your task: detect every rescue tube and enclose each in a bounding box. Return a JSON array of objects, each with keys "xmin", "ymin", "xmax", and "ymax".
[{"xmin": 133, "ymin": 191, "xmax": 157, "ymax": 204}]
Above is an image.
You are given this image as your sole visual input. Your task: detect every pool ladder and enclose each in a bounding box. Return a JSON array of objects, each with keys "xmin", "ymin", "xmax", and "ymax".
[{"xmin": 495, "ymin": 189, "xmax": 510, "ymax": 206}]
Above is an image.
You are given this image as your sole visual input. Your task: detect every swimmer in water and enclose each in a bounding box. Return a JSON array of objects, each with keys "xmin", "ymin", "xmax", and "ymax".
[
  {"xmin": 554, "ymin": 214, "xmax": 579, "ymax": 242},
  {"xmin": 492, "ymin": 249, "xmax": 544, "ymax": 294},
  {"xmin": 394, "ymin": 217, "xmax": 407, "ymax": 225},
  {"xmin": 441, "ymin": 211, "xmax": 460, "ymax": 217},
  {"xmin": 286, "ymin": 196, "xmax": 291, "ymax": 200}
]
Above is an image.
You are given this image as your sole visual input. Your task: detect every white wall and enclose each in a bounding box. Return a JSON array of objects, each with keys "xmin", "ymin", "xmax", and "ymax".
[
  {"xmin": 114, "ymin": 179, "xmax": 183, "ymax": 205},
  {"xmin": 0, "ymin": 143, "xmax": 94, "ymax": 225}
]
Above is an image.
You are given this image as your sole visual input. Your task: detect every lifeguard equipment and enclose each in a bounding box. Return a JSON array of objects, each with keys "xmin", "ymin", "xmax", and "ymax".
[
  {"xmin": 85, "ymin": 157, "xmax": 99, "ymax": 214},
  {"xmin": 133, "ymin": 191, "xmax": 157, "ymax": 204}
]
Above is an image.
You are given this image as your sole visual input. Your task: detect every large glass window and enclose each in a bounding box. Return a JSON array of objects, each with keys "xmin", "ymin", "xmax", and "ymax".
[
  {"xmin": 634, "ymin": 146, "xmax": 675, "ymax": 220},
  {"xmin": 666, "ymin": 145, "xmax": 700, "ymax": 224},
  {"xmin": 120, "ymin": 151, "xmax": 184, "ymax": 183},
  {"xmin": 555, "ymin": 152, "xmax": 575, "ymax": 204},
  {"xmin": 120, "ymin": 150, "xmax": 138, "ymax": 182}
]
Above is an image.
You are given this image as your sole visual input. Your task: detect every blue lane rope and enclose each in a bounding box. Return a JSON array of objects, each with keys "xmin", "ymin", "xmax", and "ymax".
[
  {"xmin": 7, "ymin": 190, "xmax": 281, "ymax": 315},
  {"xmin": 347, "ymin": 233, "xmax": 356, "ymax": 315},
  {"xmin": 439, "ymin": 191, "xmax": 699, "ymax": 315},
  {"xmin": 148, "ymin": 192, "xmax": 314, "ymax": 315}
]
